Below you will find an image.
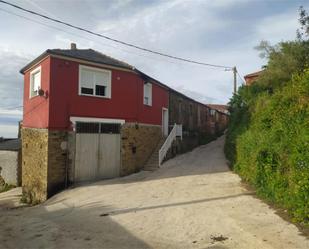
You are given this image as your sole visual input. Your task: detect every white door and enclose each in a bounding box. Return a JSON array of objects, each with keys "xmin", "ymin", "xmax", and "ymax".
[
  {"xmin": 162, "ymin": 108, "xmax": 169, "ymax": 136},
  {"xmin": 74, "ymin": 122, "xmax": 121, "ymax": 182}
]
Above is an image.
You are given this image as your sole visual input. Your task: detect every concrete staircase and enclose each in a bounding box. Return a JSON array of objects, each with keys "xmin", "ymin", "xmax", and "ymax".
[{"xmin": 143, "ymin": 138, "xmax": 166, "ymax": 171}]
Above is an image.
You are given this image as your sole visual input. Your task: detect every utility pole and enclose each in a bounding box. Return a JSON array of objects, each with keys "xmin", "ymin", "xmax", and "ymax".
[{"xmin": 233, "ymin": 66, "xmax": 237, "ymax": 94}]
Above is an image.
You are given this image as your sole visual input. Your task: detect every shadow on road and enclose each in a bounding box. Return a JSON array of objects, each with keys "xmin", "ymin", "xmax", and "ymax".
[
  {"xmin": 0, "ymin": 201, "xmax": 152, "ymax": 249},
  {"xmin": 98, "ymin": 192, "xmax": 255, "ymax": 217}
]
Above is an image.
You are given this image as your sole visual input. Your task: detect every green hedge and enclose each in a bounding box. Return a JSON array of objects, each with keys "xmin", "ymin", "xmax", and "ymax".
[{"xmin": 227, "ymin": 71, "xmax": 309, "ymax": 225}]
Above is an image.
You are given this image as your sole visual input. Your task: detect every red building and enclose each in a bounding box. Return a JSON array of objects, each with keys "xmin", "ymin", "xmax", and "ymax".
[
  {"xmin": 20, "ymin": 44, "xmax": 170, "ymax": 202},
  {"xmin": 21, "ymin": 47, "xmax": 169, "ymax": 130},
  {"xmin": 244, "ymin": 70, "xmax": 263, "ymax": 86},
  {"xmin": 20, "ymin": 44, "xmax": 229, "ymax": 203}
]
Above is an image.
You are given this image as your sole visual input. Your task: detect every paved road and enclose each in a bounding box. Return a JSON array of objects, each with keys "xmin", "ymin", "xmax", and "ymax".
[{"xmin": 0, "ymin": 136, "xmax": 308, "ymax": 249}]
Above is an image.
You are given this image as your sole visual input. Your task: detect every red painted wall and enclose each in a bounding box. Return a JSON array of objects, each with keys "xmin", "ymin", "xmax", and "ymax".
[
  {"xmin": 23, "ymin": 56, "xmax": 168, "ymax": 130},
  {"xmin": 23, "ymin": 57, "xmax": 50, "ymax": 129}
]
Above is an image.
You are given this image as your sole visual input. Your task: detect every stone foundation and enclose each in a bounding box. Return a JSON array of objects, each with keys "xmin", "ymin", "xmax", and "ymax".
[
  {"xmin": 22, "ymin": 128, "xmax": 49, "ymax": 203},
  {"xmin": 22, "ymin": 128, "xmax": 68, "ymax": 203},
  {"xmin": 47, "ymin": 130, "xmax": 67, "ymax": 196},
  {"xmin": 22, "ymin": 123, "xmax": 162, "ymax": 203},
  {"xmin": 121, "ymin": 123, "xmax": 162, "ymax": 175}
]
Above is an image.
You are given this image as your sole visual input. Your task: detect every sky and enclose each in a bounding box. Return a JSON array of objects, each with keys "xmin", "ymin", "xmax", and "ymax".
[{"xmin": 0, "ymin": 0, "xmax": 308, "ymax": 138}]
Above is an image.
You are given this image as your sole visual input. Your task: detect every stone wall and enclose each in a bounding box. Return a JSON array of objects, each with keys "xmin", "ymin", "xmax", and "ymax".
[
  {"xmin": 0, "ymin": 151, "xmax": 19, "ymax": 186},
  {"xmin": 22, "ymin": 123, "xmax": 162, "ymax": 202},
  {"xmin": 22, "ymin": 128, "xmax": 68, "ymax": 203},
  {"xmin": 47, "ymin": 130, "xmax": 67, "ymax": 197},
  {"xmin": 121, "ymin": 123, "xmax": 162, "ymax": 175},
  {"xmin": 67, "ymin": 131, "xmax": 76, "ymax": 184},
  {"xmin": 22, "ymin": 128, "xmax": 49, "ymax": 203}
]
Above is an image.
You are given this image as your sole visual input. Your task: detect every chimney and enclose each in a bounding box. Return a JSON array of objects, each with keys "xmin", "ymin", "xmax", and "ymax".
[{"xmin": 70, "ymin": 43, "xmax": 77, "ymax": 50}]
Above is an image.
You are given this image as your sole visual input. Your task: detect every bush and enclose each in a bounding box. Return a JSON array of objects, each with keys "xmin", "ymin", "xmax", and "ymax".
[{"xmin": 227, "ymin": 71, "xmax": 309, "ymax": 225}]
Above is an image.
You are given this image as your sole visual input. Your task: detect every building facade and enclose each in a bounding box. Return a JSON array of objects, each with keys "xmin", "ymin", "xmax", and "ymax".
[{"xmin": 20, "ymin": 44, "xmax": 229, "ymax": 203}]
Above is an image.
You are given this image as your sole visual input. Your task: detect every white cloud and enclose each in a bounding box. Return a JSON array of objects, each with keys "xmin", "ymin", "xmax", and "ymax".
[
  {"xmin": 255, "ymin": 10, "xmax": 299, "ymax": 44},
  {"xmin": 0, "ymin": 124, "xmax": 18, "ymax": 138}
]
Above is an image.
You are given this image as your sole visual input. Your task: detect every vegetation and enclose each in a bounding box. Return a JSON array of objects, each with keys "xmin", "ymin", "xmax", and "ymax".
[
  {"xmin": 225, "ymin": 7, "xmax": 309, "ymax": 226},
  {"xmin": 0, "ymin": 183, "xmax": 15, "ymax": 193}
]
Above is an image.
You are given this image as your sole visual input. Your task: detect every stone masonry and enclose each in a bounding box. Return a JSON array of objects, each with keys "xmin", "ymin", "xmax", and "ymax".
[
  {"xmin": 22, "ymin": 128, "xmax": 49, "ymax": 203},
  {"xmin": 121, "ymin": 123, "xmax": 162, "ymax": 175},
  {"xmin": 47, "ymin": 130, "xmax": 67, "ymax": 196},
  {"xmin": 22, "ymin": 128, "xmax": 68, "ymax": 203}
]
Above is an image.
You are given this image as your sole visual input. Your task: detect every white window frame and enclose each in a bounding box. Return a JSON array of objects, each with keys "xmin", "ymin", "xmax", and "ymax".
[
  {"xmin": 78, "ymin": 65, "xmax": 112, "ymax": 99},
  {"xmin": 29, "ymin": 66, "xmax": 41, "ymax": 98},
  {"xmin": 143, "ymin": 82, "xmax": 152, "ymax": 106}
]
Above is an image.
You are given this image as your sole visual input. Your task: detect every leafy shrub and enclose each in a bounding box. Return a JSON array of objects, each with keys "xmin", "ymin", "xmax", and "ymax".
[{"xmin": 227, "ymin": 71, "xmax": 309, "ymax": 225}]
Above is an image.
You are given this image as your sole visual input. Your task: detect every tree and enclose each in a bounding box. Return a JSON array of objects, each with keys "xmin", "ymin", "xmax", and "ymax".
[{"xmin": 297, "ymin": 6, "xmax": 309, "ymax": 40}]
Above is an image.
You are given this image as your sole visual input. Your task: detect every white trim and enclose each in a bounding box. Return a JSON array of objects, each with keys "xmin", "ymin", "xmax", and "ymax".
[
  {"xmin": 70, "ymin": 116, "xmax": 125, "ymax": 125},
  {"xmin": 78, "ymin": 65, "xmax": 112, "ymax": 99},
  {"xmin": 29, "ymin": 65, "xmax": 41, "ymax": 99}
]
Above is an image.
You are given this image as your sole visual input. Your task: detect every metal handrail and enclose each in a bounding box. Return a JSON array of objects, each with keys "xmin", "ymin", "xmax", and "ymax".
[{"xmin": 159, "ymin": 123, "xmax": 177, "ymax": 166}]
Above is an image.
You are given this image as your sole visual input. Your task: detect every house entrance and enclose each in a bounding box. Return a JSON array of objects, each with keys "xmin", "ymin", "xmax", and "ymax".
[
  {"xmin": 162, "ymin": 108, "xmax": 169, "ymax": 136},
  {"xmin": 74, "ymin": 122, "xmax": 121, "ymax": 182}
]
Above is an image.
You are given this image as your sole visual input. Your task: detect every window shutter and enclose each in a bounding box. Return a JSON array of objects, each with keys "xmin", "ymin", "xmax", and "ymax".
[
  {"xmin": 94, "ymin": 71, "xmax": 109, "ymax": 86},
  {"xmin": 80, "ymin": 68, "xmax": 94, "ymax": 88}
]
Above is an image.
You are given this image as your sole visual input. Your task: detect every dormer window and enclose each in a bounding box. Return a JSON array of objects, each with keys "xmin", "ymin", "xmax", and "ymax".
[
  {"xmin": 79, "ymin": 65, "xmax": 111, "ymax": 98},
  {"xmin": 143, "ymin": 82, "xmax": 152, "ymax": 106},
  {"xmin": 29, "ymin": 66, "xmax": 41, "ymax": 98}
]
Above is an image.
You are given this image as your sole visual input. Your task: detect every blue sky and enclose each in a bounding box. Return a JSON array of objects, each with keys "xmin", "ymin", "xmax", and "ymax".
[{"xmin": 0, "ymin": 0, "xmax": 308, "ymax": 138}]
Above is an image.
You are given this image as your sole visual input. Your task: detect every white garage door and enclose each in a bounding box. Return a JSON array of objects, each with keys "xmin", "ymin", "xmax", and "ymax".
[{"xmin": 75, "ymin": 122, "xmax": 121, "ymax": 182}]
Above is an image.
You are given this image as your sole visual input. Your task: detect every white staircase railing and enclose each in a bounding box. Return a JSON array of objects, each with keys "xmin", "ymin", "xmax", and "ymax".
[{"xmin": 159, "ymin": 123, "xmax": 180, "ymax": 166}]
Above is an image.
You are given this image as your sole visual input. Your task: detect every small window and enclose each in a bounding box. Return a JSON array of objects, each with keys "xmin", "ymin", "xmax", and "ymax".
[
  {"xmin": 76, "ymin": 122, "xmax": 100, "ymax": 133},
  {"xmin": 75, "ymin": 122, "xmax": 120, "ymax": 134},
  {"xmin": 210, "ymin": 109, "xmax": 216, "ymax": 116},
  {"xmin": 30, "ymin": 66, "xmax": 41, "ymax": 98},
  {"xmin": 143, "ymin": 82, "xmax": 152, "ymax": 106},
  {"xmin": 81, "ymin": 87, "xmax": 93, "ymax": 95},
  {"xmin": 95, "ymin": 85, "xmax": 106, "ymax": 96},
  {"xmin": 79, "ymin": 65, "xmax": 111, "ymax": 98}
]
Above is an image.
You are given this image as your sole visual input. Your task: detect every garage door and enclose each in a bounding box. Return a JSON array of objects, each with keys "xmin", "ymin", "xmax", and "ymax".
[{"xmin": 75, "ymin": 122, "xmax": 121, "ymax": 182}]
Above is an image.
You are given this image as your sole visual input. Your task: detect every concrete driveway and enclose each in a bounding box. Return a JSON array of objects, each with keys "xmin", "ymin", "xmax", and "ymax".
[{"xmin": 0, "ymin": 136, "xmax": 308, "ymax": 249}]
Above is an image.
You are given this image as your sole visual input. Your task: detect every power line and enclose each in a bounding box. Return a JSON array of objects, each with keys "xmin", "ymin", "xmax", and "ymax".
[
  {"xmin": 0, "ymin": 7, "xmax": 197, "ymax": 68},
  {"xmin": 237, "ymin": 71, "xmax": 246, "ymax": 85},
  {"xmin": 0, "ymin": 0, "xmax": 232, "ymax": 70}
]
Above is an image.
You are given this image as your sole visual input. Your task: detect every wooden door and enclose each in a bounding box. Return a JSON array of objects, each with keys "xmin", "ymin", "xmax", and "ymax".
[
  {"xmin": 74, "ymin": 122, "xmax": 121, "ymax": 183},
  {"xmin": 98, "ymin": 134, "xmax": 121, "ymax": 179}
]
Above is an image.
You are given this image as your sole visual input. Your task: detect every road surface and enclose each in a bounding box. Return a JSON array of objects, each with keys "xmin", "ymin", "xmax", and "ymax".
[{"xmin": 0, "ymin": 136, "xmax": 308, "ymax": 249}]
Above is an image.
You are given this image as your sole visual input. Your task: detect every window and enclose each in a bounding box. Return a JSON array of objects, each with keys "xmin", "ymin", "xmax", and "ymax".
[
  {"xmin": 143, "ymin": 82, "xmax": 152, "ymax": 106},
  {"xmin": 79, "ymin": 65, "xmax": 111, "ymax": 98},
  {"xmin": 29, "ymin": 66, "xmax": 41, "ymax": 98},
  {"xmin": 210, "ymin": 109, "xmax": 216, "ymax": 116},
  {"xmin": 76, "ymin": 122, "xmax": 120, "ymax": 134}
]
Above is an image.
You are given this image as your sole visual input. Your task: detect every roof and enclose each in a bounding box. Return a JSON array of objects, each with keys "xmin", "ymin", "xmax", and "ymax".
[
  {"xmin": 20, "ymin": 49, "xmax": 134, "ymax": 73},
  {"xmin": 244, "ymin": 70, "xmax": 263, "ymax": 79},
  {"xmin": 0, "ymin": 139, "xmax": 21, "ymax": 151},
  {"xmin": 207, "ymin": 104, "xmax": 229, "ymax": 114}
]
